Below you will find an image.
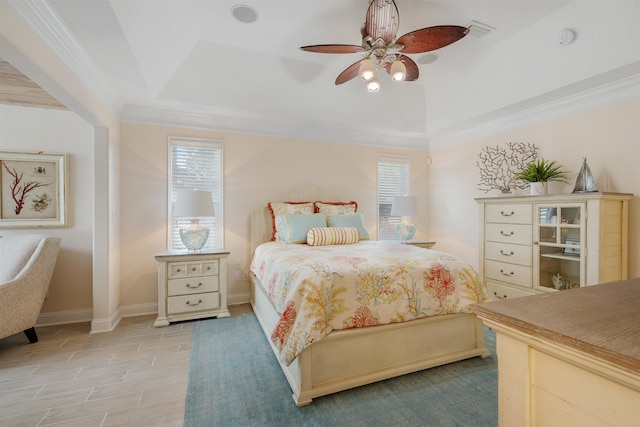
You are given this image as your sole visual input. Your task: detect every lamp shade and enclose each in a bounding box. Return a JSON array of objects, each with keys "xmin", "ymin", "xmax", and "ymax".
[
  {"xmin": 359, "ymin": 58, "xmax": 376, "ymax": 81},
  {"xmin": 391, "ymin": 195, "xmax": 418, "ymax": 217},
  {"xmin": 390, "ymin": 60, "xmax": 406, "ymax": 82},
  {"xmin": 173, "ymin": 190, "xmax": 215, "ymax": 218}
]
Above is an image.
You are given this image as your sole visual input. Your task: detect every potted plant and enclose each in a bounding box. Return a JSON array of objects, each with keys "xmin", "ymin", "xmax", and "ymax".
[{"xmin": 515, "ymin": 158, "xmax": 568, "ymax": 195}]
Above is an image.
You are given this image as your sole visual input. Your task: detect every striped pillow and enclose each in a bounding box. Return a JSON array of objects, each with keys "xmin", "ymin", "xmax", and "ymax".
[{"xmin": 307, "ymin": 227, "xmax": 359, "ymax": 246}]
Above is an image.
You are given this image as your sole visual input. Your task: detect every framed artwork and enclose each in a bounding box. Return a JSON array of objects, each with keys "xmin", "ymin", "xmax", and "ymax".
[{"xmin": 0, "ymin": 151, "xmax": 68, "ymax": 228}]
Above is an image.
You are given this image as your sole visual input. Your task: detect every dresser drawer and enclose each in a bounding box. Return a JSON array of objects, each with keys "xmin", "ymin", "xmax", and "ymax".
[
  {"xmin": 485, "ymin": 223, "xmax": 532, "ymax": 245},
  {"xmin": 486, "ymin": 260, "xmax": 532, "ymax": 287},
  {"xmin": 168, "ymin": 275, "xmax": 219, "ymax": 296},
  {"xmin": 485, "ymin": 204, "xmax": 532, "ymax": 224},
  {"xmin": 485, "ymin": 241, "xmax": 532, "ymax": 267},
  {"xmin": 167, "ymin": 292, "xmax": 220, "ymax": 315},
  {"xmin": 168, "ymin": 260, "xmax": 219, "ymax": 279},
  {"xmin": 486, "ymin": 281, "xmax": 535, "ymax": 301}
]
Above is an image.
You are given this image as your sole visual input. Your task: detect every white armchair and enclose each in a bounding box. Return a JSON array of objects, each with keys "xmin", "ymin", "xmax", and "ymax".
[{"xmin": 0, "ymin": 234, "xmax": 61, "ymax": 343}]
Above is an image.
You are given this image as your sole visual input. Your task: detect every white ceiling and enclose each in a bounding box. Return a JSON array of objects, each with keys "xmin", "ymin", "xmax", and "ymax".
[{"xmin": 7, "ymin": 0, "xmax": 640, "ymax": 149}]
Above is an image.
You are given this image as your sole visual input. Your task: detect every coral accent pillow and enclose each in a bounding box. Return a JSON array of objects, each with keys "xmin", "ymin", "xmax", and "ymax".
[
  {"xmin": 268, "ymin": 202, "xmax": 314, "ymax": 241},
  {"xmin": 327, "ymin": 213, "xmax": 370, "ymax": 240},
  {"xmin": 307, "ymin": 227, "xmax": 360, "ymax": 246},
  {"xmin": 314, "ymin": 201, "xmax": 358, "ymax": 215}
]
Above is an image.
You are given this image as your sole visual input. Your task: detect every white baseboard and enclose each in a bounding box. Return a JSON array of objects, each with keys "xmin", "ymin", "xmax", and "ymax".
[
  {"xmin": 36, "ymin": 308, "xmax": 93, "ymax": 327},
  {"xmin": 35, "ymin": 295, "xmax": 251, "ymax": 331},
  {"xmin": 91, "ymin": 308, "xmax": 121, "ymax": 334},
  {"xmin": 228, "ymin": 292, "xmax": 251, "ymax": 306},
  {"xmin": 119, "ymin": 302, "xmax": 157, "ymax": 318}
]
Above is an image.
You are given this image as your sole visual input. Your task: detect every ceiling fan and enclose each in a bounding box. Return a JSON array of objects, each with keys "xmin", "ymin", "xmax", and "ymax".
[{"xmin": 300, "ymin": 0, "xmax": 469, "ymax": 92}]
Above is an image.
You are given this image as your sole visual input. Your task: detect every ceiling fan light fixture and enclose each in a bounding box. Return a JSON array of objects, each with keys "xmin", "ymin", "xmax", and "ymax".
[
  {"xmin": 359, "ymin": 58, "xmax": 376, "ymax": 81},
  {"xmin": 390, "ymin": 59, "xmax": 406, "ymax": 81},
  {"xmin": 366, "ymin": 76, "xmax": 381, "ymax": 93}
]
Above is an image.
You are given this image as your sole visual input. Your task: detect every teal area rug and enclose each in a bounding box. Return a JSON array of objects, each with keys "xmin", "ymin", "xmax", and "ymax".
[{"xmin": 185, "ymin": 314, "xmax": 497, "ymax": 427}]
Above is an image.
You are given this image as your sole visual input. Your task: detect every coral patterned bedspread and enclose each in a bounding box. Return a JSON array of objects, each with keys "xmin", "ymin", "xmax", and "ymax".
[{"xmin": 251, "ymin": 241, "xmax": 489, "ymax": 365}]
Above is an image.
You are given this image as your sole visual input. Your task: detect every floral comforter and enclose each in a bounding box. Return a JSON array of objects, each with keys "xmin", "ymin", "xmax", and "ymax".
[{"xmin": 250, "ymin": 241, "xmax": 488, "ymax": 365}]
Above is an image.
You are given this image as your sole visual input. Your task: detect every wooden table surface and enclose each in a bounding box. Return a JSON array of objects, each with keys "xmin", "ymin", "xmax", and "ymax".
[{"xmin": 475, "ymin": 277, "xmax": 640, "ymax": 374}]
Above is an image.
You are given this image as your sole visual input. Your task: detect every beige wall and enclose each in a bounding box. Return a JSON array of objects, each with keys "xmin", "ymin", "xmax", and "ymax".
[
  {"xmin": 429, "ymin": 97, "xmax": 640, "ymax": 279},
  {"xmin": 119, "ymin": 123, "xmax": 431, "ymax": 307},
  {"xmin": 0, "ymin": 105, "xmax": 94, "ymax": 315},
  {"xmin": 3, "ymin": 99, "xmax": 637, "ymax": 322}
]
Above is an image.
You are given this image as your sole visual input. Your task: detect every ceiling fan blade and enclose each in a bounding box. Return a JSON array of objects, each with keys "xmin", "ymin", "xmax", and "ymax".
[
  {"xmin": 383, "ymin": 55, "xmax": 419, "ymax": 81},
  {"xmin": 366, "ymin": 0, "xmax": 399, "ymax": 43},
  {"xmin": 396, "ymin": 25, "xmax": 469, "ymax": 54},
  {"xmin": 300, "ymin": 44, "xmax": 365, "ymax": 54},
  {"xmin": 335, "ymin": 60, "xmax": 363, "ymax": 85}
]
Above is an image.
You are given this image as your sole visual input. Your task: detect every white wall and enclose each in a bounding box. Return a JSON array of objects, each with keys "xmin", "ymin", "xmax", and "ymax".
[
  {"xmin": 429, "ymin": 97, "xmax": 640, "ymax": 279},
  {"xmin": 2, "ymin": 0, "xmax": 122, "ymax": 332},
  {"xmin": 0, "ymin": 105, "xmax": 94, "ymax": 315}
]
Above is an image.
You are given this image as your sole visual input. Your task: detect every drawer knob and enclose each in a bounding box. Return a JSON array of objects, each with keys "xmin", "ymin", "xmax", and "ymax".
[
  {"xmin": 176, "ymin": 268, "xmax": 181, "ymax": 272},
  {"xmin": 206, "ymin": 266, "xmax": 211, "ymax": 271},
  {"xmin": 186, "ymin": 299, "xmax": 203, "ymax": 307},
  {"xmin": 192, "ymin": 267, "xmax": 197, "ymax": 271},
  {"xmin": 500, "ymin": 250, "xmax": 515, "ymax": 256},
  {"xmin": 500, "ymin": 211, "xmax": 515, "ymax": 217},
  {"xmin": 500, "ymin": 230, "xmax": 515, "ymax": 236},
  {"xmin": 493, "ymin": 291, "xmax": 507, "ymax": 299},
  {"xmin": 186, "ymin": 282, "xmax": 202, "ymax": 289},
  {"xmin": 499, "ymin": 269, "xmax": 514, "ymax": 276}
]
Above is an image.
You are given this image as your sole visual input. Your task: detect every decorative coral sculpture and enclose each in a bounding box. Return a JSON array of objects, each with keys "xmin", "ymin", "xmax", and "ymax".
[{"xmin": 477, "ymin": 142, "xmax": 538, "ymax": 194}]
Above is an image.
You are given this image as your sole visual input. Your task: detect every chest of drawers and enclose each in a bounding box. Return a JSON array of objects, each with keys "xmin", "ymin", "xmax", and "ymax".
[
  {"xmin": 154, "ymin": 249, "xmax": 230, "ymax": 327},
  {"xmin": 477, "ymin": 193, "xmax": 631, "ymax": 301}
]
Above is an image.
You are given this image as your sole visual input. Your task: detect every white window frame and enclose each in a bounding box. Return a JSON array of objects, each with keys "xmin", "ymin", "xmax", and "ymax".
[
  {"xmin": 168, "ymin": 137, "xmax": 224, "ymax": 250},
  {"xmin": 377, "ymin": 154, "xmax": 411, "ymax": 240}
]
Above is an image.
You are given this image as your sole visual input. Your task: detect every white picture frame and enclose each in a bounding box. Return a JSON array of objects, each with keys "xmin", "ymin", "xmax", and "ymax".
[{"xmin": 0, "ymin": 151, "xmax": 69, "ymax": 228}]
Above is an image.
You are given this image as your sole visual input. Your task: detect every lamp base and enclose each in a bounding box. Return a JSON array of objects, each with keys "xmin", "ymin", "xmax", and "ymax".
[
  {"xmin": 395, "ymin": 223, "xmax": 416, "ymax": 242},
  {"xmin": 179, "ymin": 227, "xmax": 210, "ymax": 252}
]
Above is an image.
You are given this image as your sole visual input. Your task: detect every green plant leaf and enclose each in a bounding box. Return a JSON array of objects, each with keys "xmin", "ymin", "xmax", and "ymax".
[{"xmin": 514, "ymin": 158, "xmax": 568, "ymax": 183}]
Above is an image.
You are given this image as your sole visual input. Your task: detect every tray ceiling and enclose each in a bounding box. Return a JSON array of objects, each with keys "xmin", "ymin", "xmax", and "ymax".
[{"xmin": 4, "ymin": 0, "xmax": 640, "ymax": 149}]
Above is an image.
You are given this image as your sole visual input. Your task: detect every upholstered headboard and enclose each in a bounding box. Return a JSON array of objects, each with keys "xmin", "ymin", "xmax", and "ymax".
[{"xmin": 250, "ymin": 184, "xmax": 339, "ymax": 255}]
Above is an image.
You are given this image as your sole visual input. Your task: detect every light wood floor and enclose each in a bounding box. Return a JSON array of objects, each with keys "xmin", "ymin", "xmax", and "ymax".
[{"xmin": 0, "ymin": 304, "xmax": 253, "ymax": 427}]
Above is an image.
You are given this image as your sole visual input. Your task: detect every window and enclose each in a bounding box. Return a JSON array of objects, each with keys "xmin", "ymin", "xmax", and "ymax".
[
  {"xmin": 377, "ymin": 155, "xmax": 410, "ymax": 240},
  {"xmin": 168, "ymin": 137, "xmax": 223, "ymax": 250}
]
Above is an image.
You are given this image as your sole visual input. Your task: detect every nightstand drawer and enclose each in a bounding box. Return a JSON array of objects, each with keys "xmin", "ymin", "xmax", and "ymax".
[
  {"xmin": 168, "ymin": 260, "xmax": 219, "ymax": 278},
  {"xmin": 486, "ymin": 204, "xmax": 532, "ymax": 224},
  {"xmin": 168, "ymin": 276, "xmax": 219, "ymax": 296},
  {"xmin": 486, "ymin": 260, "xmax": 532, "ymax": 287},
  {"xmin": 485, "ymin": 223, "xmax": 532, "ymax": 245},
  {"xmin": 167, "ymin": 292, "xmax": 220, "ymax": 315},
  {"xmin": 485, "ymin": 241, "xmax": 531, "ymax": 267},
  {"xmin": 486, "ymin": 281, "xmax": 534, "ymax": 301}
]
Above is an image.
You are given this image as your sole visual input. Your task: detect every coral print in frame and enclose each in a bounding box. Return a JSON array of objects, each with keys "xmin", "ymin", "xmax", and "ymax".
[{"xmin": 0, "ymin": 151, "xmax": 68, "ymax": 228}]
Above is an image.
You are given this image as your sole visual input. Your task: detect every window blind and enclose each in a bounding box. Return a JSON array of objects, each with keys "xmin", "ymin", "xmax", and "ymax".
[
  {"xmin": 168, "ymin": 137, "xmax": 223, "ymax": 250},
  {"xmin": 377, "ymin": 155, "xmax": 410, "ymax": 240}
]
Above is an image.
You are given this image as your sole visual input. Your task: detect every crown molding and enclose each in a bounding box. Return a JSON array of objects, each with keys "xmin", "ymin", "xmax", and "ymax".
[
  {"xmin": 427, "ymin": 64, "xmax": 640, "ymax": 150},
  {"xmin": 120, "ymin": 104, "xmax": 430, "ymax": 150},
  {"xmin": 8, "ymin": 0, "xmax": 122, "ymax": 114},
  {"xmin": 121, "ymin": 66, "xmax": 640, "ymax": 151}
]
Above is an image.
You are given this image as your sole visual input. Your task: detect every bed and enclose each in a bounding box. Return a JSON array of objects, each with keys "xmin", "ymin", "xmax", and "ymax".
[{"xmin": 249, "ymin": 185, "xmax": 490, "ymax": 406}]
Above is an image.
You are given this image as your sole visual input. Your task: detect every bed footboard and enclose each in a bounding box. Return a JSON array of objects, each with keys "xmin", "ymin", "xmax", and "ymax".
[{"xmin": 250, "ymin": 273, "xmax": 489, "ymax": 406}]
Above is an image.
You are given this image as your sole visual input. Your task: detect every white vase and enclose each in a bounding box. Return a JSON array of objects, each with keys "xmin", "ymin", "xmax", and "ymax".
[{"xmin": 530, "ymin": 182, "xmax": 548, "ymax": 195}]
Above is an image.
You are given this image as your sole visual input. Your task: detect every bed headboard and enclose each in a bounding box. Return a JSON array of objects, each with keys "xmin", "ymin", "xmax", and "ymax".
[{"xmin": 250, "ymin": 184, "xmax": 339, "ymax": 255}]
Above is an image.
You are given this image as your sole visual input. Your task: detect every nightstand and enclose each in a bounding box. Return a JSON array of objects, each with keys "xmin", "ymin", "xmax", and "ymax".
[
  {"xmin": 154, "ymin": 249, "xmax": 231, "ymax": 327},
  {"xmin": 403, "ymin": 241, "xmax": 436, "ymax": 249}
]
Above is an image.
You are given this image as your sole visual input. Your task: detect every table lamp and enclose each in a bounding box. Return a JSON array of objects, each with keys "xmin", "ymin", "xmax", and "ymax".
[
  {"xmin": 173, "ymin": 189, "xmax": 215, "ymax": 252},
  {"xmin": 391, "ymin": 195, "xmax": 418, "ymax": 242}
]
